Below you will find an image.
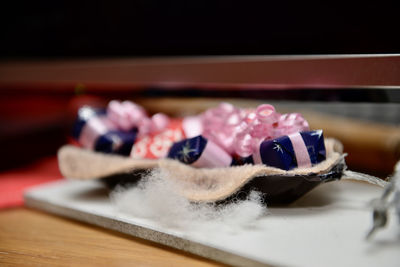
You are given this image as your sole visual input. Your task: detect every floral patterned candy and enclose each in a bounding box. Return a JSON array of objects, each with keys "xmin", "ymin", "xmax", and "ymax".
[{"xmin": 131, "ymin": 119, "xmax": 185, "ymax": 159}]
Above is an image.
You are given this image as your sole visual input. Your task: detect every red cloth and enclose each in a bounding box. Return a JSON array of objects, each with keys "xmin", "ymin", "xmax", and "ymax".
[{"xmin": 0, "ymin": 156, "xmax": 62, "ymax": 209}]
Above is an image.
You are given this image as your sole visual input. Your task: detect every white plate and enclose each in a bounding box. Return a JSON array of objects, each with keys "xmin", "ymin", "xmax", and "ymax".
[{"xmin": 25, "ymin": 179, "xmax": 400, "ymax": 267}]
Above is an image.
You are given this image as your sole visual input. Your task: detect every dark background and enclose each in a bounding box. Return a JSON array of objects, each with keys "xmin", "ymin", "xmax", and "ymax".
[
  {"xmin": 1, "ymin": 1, "xmax": 399, "ymax": 59},
  {"xmin": 0, "ymin": 1, "xmax": 399, "ymax": 175}
]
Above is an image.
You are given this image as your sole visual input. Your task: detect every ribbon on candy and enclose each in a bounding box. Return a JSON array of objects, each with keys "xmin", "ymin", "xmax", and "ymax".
[
  {"xmin": 200, "ymin": 102, "xmax": 309, "ymax": 158},
  {"xmin": 107, "ymin": 100, "xmax": 170, "ymax": 137},
  {"xmin": 288, "ymin": 132, "xmax": 312, "ymax": 168}
]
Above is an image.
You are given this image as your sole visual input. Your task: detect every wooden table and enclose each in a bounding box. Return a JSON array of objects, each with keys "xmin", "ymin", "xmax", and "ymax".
[{"xmin": 0, "ymin": 208, "xmax": 226, "ymax": 266}]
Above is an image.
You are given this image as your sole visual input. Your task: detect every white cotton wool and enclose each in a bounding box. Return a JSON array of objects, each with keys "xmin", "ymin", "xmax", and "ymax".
[{"xmin": 110, "ymin": 168, "xmax": 268, "ymax": 231}]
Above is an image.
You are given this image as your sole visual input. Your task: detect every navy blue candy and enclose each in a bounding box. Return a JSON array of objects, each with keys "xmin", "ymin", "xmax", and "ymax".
[
  {"xmin": 72, "ymin": 106, "xmax": 137, "ymax": 156},
  {"xmin": 72, "ymin": 106, "xmax": 106, "ymax": 140},
  {"xmin": 167, "ymin": 135, "xmax": 208, "ymax": 164},
  {"xmin": 259, "ymin": 130, "xmax": 326, "ymax": 170},
  {"xmin": 300, "ymin": 130, "xmax": 326, "ymax": 164},
  {"xmin": 94, "ymin": 129, "xmax": 137, "ymax": 156}
]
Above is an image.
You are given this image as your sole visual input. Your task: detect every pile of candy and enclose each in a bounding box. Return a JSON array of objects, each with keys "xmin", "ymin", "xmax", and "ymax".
[{"xmin": 73, "ymin": 100, "xmax": 326, "ymax": 171}]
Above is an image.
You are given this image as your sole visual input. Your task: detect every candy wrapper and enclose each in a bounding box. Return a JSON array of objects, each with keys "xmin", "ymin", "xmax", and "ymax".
[
  {"xmin": 167, "ymin": 135, "xmax": 233, "ymax": 168},
  {"xmin": 131, "ymin": 119, "xmax": 186, "ymax": 159},
  {"xmin": 130, "ymin": 116, "xmax": 205, "ymax": 160},
  {"xmin": 72, "ymin": 106, "xmax": 137, "ymax": 155},
  {"xmin": 258, "ymin": 130, "xmax": 326, "ymax": 170}
]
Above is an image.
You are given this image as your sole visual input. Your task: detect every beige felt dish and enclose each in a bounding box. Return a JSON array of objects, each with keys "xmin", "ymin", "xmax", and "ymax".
[{"xmin": 58, "ymin": 138, "xmax": 353, "ymax": 204}]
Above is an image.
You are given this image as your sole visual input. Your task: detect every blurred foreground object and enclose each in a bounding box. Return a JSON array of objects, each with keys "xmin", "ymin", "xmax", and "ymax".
[{"xmin": 367, "ymin": 161, "xmax": 400, "ymax": 239}]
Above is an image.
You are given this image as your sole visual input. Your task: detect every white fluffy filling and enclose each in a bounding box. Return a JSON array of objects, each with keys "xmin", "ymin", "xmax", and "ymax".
[{"xmin": 111, "ymin": 168, "xmax": 268, "ymax": 231}]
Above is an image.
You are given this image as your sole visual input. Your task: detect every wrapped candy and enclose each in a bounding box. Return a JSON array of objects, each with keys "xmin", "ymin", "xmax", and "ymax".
[
  {"xmin": 106, "ymin": 100, "xmax": 177, "ymax": 159},
  {"xmin": 72, "ymin": 106, "xmax": 137, "ymax": 155},
  {"xmin": 200, "ymin": 103, "xmax": 309, "ymax": 158},
  {"xmin": 130, "ymin": 119, "xmax": 186, "ymax": 159},
  {"xmin": 106, "ymin": 100, "xmax": 206, "ymax": 160},
  {"xmin": 72, "ymin": 101, "xmax": 320, "ymax": 170},
  {"xmin": 168, "ymin": 131, "xmax": 326, "ymax": 170},
  {"xmin": 167, "ymin": 135, "xmax": 233, "ymax": 168},
  {"xmin": 107, "ymin": 100, "xmax": 170, "ymax": 137},
  {"xmin": 257, "ymin": 130, "xmax": 326, "ymax": 170},
  {"xmin": 130, "ymin": 115, "xmax": 204, "ymax": 160}
]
